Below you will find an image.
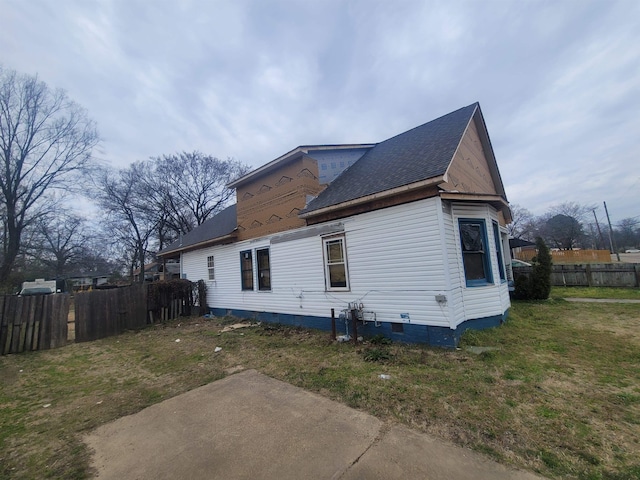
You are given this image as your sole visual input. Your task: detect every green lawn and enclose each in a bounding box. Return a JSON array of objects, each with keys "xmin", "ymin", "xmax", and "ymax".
[
  {"xmin": 1, "ymin": 296, "xmax": 639, "ymax": 479},
  {"xmin": 552, "ymin": 286, "xmax": 640, "ymax": 300}
]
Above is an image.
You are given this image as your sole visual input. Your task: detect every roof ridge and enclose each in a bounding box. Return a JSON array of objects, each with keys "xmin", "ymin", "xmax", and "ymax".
[{"xmin": 302, "ymin": 103, "xmax": 479, "ymax": 214}]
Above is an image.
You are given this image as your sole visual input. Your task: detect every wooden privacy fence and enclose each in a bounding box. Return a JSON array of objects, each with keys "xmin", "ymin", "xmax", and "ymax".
[
  {"xmin": 516, "ymin": 249, "xmax": 611, "ymax": 264},
  {"xmin": 75, "ymin": 281, "xmax": 198, "ymax": 343},
  {"xmin": 513, "ymin": 263, "xmax": 640, "ymax": 288},
  {"xmin": 147, "ymin": 280, "xmax": 197, "ymax": 323},
  {"xmin": 75, "ymin": 284, "xmax": 148, "ymax": 342},
  {"xmin": 0, "ymin": 294, "xmax": 69, "ymax": 355}
]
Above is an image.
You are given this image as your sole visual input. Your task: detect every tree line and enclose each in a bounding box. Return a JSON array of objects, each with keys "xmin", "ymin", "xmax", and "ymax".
[
  {"xmin": 1, "ymin": 67, "xmax": 638, "ymax": 292},
  {"xmin": 0, "ymin": 67, "xmax": 245, "ymax": 292},
  {"xmin": 508, "ymin": 202, "xmax": 639, "ymax": 253}
]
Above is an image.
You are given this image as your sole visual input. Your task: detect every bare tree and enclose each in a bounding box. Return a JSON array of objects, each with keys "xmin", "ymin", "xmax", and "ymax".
[
  {"xmin": 145, "ymin": 152, "xmax": 247, "ymax": 246},
  {"xmin": 549, "ymin": 202, "xmax": 595, "ymax": 224},
  {"xmin": 96, "ymin": 163, "xmax": 159, "ymax": 283},
  {"xmin": 615, "ymin": 217, "xmax": 640, "ymax": 250},
  {"xmin": 538, "ymin": 202, "xmax": 594, "ymax": 249},
  {"xmin": 507, "ymin": 204, "xmax": 536, "ymax": 240},
  {"xmin": 542, "ymin": 213, "xmax": 585, "ymax": 249},
  {"xmin": 32, "ymin": 211, "xmax": 88, "ymax": 278},
  {"xmin": 0, "ymin": 67, "xmax": 99, "ymax": 285}
]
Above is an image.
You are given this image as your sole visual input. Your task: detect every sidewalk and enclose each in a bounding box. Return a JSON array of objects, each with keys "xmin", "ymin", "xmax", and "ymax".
[
  {"xmin": 85, "ymin": 369, "xmax": 544, "ymax": 480},
  {"xmin": 564, "ymin": 298, "xmax": 640, "ymax": 304}
]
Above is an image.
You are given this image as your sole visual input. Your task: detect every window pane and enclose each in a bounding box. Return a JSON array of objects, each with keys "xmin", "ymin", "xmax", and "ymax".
[
  {"xmin": 329, "ymin": 264, "xmax": 347, "ymax": 288},
  {"xmin": 324, "ymin": 236, "xmax": 349, "ymax": 290},
  {"xmin": 326, "ymin": 240, "xmax": 344, "ymax": 263},
  {"xmin": 257, "ymin": 249, "xmax": 271, "ymax": 291},
  {"xmin": 207, "ymin": 255, "xmax": 215, "ymax": 280},
  {"xmin": 242, "ymin": 271, "xmax": 253, "ymax": 289},
  {"xmin": 460, "ymin": 223, "xmax": 484, "ymax": 252},
  {"xmin": 463, "ymin": 252, "xmax": 486, "ymax": 280},
  {"xmin": 493, "ymin": 223, "xmax": 505, "ymax": 281},
  {"xmin": 240, "ymin": 250, "xmax": 253, "ymax": 290},
  {"xmin": 259, "ymin": 270, "xmax": 271, "ymax": 290},
  {"xmin": 459, "ymin": 220, "xmax": 492, "ymax": 285},
  {"xmin": 258, "ymin": 250, "xmax": 270, "ymax": 269}
]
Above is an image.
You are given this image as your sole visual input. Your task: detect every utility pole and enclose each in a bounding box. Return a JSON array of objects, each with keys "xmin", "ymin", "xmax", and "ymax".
[
  {"xmin": 592, "ymin": 209, "xmax": 605, "ymax": 249},
  {"xmin": 603, "ymin": 201, "xmax": 621, "ymax": 262}
]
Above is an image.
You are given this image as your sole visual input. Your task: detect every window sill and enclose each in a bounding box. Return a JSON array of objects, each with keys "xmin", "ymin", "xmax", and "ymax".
[{"xmin": 465, "ymin": 280, "xmax": 492, "ymax": 287}]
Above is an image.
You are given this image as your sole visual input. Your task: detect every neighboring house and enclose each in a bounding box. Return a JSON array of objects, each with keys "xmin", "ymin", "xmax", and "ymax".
[
  {"xmin": 133, "ymin": 261, "xmax": 181, "ymax": 282},
  {"xmin": 158, "ymin": 103, "xmax": 512, "ymax": 347},
  {"xmin": 66, "ymin": 273, "xmax": 110, "ymax": 291},
  {"xmin": 509, "ymin": 238, "xmax": 536, "ymax": 258}
]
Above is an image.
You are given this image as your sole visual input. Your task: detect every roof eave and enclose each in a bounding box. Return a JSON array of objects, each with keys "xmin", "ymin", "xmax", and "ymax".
[
  {"xmin": 439, "ymin": 192, "xmax": 512, "ymax": 222},
  {"xmin": 157, "ymin": 231, "xmax": 238, "ymax": 257},
  {"xmin": 300, "ymin": 175, "xmax": 446, "ymax": 219}
]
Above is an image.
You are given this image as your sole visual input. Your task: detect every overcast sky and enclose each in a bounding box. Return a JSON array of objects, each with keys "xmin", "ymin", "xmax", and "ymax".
[{"xmin": 1, "ymin": 0, "xmax": 638, "ymax": 224}]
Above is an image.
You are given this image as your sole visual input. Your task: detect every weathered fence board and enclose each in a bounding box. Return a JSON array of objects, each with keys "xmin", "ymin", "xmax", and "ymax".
[
  {"xmin": 513, "ymin": 263, "xmax": 640, "ymax": 288},
  {"xmin": 75, "ymin": 284, "xmax": 148, "ymax": 343},
  {"xmin": 0, "ymin": 294, "xmax": 69, "ymax": 355},
  {"xmin": 73, "ymin": 281, "xmax": 198, "ymax": 343}
]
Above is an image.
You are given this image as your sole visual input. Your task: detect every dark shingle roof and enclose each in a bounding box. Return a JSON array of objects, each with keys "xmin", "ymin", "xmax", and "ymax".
[
  {"xmin": 303, "ymin": 103, "xmax": 478, "ymax": 213},
  {"xmin": 509, "ymin": 238, "xmax": 536, "ymax": 249},
  {"xmin": 158, "ymin": 204, "xmax": 237, "ymax": 256}
]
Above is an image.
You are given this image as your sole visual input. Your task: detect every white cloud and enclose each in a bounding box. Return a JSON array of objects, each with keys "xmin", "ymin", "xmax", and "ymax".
[{"xmin": 0, "ymin": 0, "xmax": 638, "ymax": 222}]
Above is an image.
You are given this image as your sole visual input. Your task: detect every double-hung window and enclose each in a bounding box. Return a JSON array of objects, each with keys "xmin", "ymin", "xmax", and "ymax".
[
  {"xmin": 207, "ymin": 255, "xmax": 215, "ymax": 280},
  {"xmin": 257, "ymin": 248, "xmax": 271, "ymax": 291},
  {"xmin": 324, "ymin": 236, "xmax": 349, "ymax": 290},
  {"xmin": 240, "ymin": 250, "xmax": 253, "ymax": 290},
  {"xmin": 492, "ymin": 222, "xmax": 506, "ymax": 282},
  {"xmin": 459, "ymin": 219, "xmax": 493, "ymax": 286}
]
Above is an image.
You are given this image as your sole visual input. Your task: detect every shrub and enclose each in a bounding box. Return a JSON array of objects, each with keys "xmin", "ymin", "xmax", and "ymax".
[
  {"xmin": 369, "ymin": 334, "xmax": 392, "ymax": 345},
  {"xmin": 362, "ymin": 347, "xmax": 392, "ymax": 362},
  {"xmin": 514, "ymin": 237, "xmax": 552, "ymax": 300},
  {"xmin": 530, "ymin": 237, "xmax": 552, "ymax": 299},
  {"xmin": 513, "ymin": 274, "xmax": 531, "ymax": 300}
]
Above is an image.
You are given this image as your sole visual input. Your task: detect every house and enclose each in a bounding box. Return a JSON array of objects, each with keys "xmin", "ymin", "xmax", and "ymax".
[
  {"xmin": 158, "ymin": 103, "xmax": 512, "ymax": 347},
  {"xmin": 509, "ymin": 238, "xmax": 536, "ymax": 259},
  {"xmin": 65, "ymin": 272, "xmax": 110, "ymax": 291},
  {"xmin": 132, "ymin": 260, "xmax": 181, "ymax": 283}
]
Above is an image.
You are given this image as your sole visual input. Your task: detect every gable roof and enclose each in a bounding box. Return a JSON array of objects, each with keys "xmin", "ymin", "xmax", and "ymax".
[
  {"xmin": 227, "ymin": 143, "xmax": 376, "ymax": 189},
  {"xmin": 301, "ymin": 103, "xmax": 483, "ymax": 215},
  {"xmin": 157, "ymin": 204, "xmax": 237, "ymax": 257}
]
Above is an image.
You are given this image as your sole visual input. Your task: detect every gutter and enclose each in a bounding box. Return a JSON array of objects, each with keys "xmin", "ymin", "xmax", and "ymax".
[
  {"xmin": 299, "ymin": 175, "xmax": 445, "ymax": 219},
  {"xmin": 157, "ymin": 232, "xmax": 238, "ymax": 257}
]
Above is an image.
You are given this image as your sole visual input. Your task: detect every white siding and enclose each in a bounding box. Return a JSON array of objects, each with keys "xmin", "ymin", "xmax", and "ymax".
[
  {"xmin": 181, "ymin": 198, "xmax": 509, "ymax": 329},
  {"xmin": 440, "ymin": 200, "xmax": 466, "ymax": 328},
  {"xmin": 182, "ymin": 198, "xmax": 452, "ymax": 327},
  {"xmin": 449, "ymin": 203, "xmax": 511, "ymax": 327}
]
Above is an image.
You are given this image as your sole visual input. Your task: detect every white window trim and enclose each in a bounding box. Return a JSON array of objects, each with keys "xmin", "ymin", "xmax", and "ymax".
[
  {"xmin": 207, "ymin": 255, "xmax": 215, "ymax": 281},
  {"xmin": 323, "ymin": 235, "xmax": 350, "ymax": 291}
]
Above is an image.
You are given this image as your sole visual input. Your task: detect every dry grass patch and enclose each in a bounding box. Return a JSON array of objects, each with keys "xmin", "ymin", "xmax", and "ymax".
[{"xmin": 1, "ymin": 299, "xmax": 639, "ymax": 479}]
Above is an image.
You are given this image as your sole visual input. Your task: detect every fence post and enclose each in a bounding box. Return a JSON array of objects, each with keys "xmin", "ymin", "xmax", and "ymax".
[
  {"xmin": 635, "ymin": 265, "xmax": 640, "ymax": 288},
  {"xmin": 585, "ymin": 264, "xmax": 592, "ymax": 287},
  {"xmin": 0, "ymin": 296, "xmax": 8, "ymax": 355}
]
